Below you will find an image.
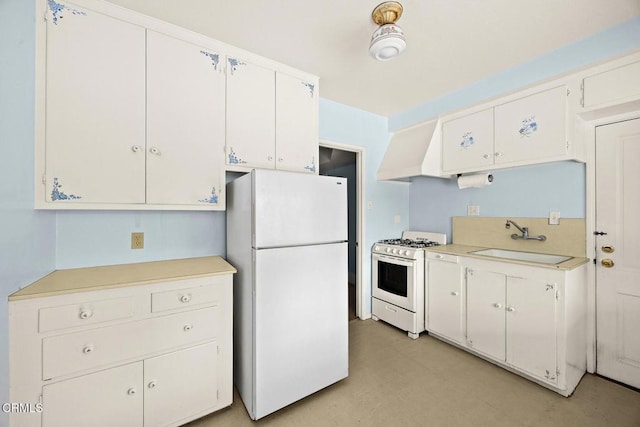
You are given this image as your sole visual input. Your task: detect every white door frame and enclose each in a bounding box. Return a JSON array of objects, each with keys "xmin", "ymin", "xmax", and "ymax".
[
  {"xmin": 319, "ymin": 139, "xmax": 366, "ymax": 320},
  {"xmin": 582, "ymin": 109, "xmax": 640, "ymax": 373}
]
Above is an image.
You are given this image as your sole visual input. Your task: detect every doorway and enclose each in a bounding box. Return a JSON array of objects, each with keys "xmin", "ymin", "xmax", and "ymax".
[
  {"xmin": 595, "ymin": 118, "xmax": 640, "ymax": 389},
  {"xmin": 319, "ymin": 141, "xmax": 365, "ymax": 320}
]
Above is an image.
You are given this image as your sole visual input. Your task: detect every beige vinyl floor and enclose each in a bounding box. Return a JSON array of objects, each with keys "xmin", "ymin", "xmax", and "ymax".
[{"xmin": 188, "ymin": 319, "xmax": 640, "ymax": 427}]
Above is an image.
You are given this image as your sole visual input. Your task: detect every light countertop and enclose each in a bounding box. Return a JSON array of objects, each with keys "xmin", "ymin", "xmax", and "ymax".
[
  {"xmin": 9, "ymin": 256, "xmax": 236, "ymax": 301},
  {"xmin": 425, "ymin": 244, "xmax": 589, "ymax": 270}
]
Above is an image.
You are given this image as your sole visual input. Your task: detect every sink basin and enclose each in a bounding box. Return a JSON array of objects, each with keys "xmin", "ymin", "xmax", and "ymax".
[{"xmin": 471, "ymin": 248, "xmax": 572, "ymax": 265}]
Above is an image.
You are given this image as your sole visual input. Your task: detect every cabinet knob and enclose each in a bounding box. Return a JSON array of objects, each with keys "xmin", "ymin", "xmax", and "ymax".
[
  {"xmin": 493, "ymin": 303, "xmax": 502, "ymax": 309},
  {"xmin": 131, "ymin": 145, "xmax": 142, "ymax": 153},
  {"xmin": 494, "ymin": 152, "xmax": 503, "ymax": 157},
  {"xmin": 278, "ymin": 157, "xmax": 284, "ymax": 162},
  {"xmin": 83, "ymin": 345, "xmax": 94, "ymax": 354},
  {"xmin": 79, "ymin": 310, "xmax": 93, "ymax": 319},
  {"xmin": 483, "ymin": 154, "xmax": 490, "ymax": 159},
  {"xmin": 183, "ymin": 324, "xmax": 193, "ymax": 332},
  {"xmin": 268, "ymin": 156, "xmax": 273, "ymax": 161},
  {"xmin": 435, "ymin": 254, "xmax": 443, "ymax": 259},
  {"xmin": 127, "ymin": 388, "xmax": 137, "ymax": 396},
  {"xmin": 507, "ymin": 306, "xmax": 516, "ymax": 312},
  {"xmin": 180, "ymin": 294, "xmax": 191, "ymax": 303},
  {"xmin": 451, "ymin": 291, "xmax": 459, "ymax": 296},
  {"xmin": 149, "ymin": 147, "xmax": 161, "ymax": 156},
  {"xmin": 148, "ymin": 381, "xmax": 157, "ymax": 389}
]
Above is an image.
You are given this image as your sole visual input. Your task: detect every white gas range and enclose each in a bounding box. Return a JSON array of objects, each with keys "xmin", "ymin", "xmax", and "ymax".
[{"xmin": 371, "ymin": 231, "xmax": 447, "ymax": 339}]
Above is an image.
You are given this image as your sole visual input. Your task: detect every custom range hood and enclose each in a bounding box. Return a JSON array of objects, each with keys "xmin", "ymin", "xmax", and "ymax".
[{"xmin": 377, "ymin": 118, "xmax": 444, "ymax": 181}]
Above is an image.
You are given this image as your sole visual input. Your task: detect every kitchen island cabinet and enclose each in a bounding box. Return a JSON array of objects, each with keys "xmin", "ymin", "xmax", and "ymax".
[{"xmin": 9, "ymin": 256, "xmax": 235, "ymax": 427}]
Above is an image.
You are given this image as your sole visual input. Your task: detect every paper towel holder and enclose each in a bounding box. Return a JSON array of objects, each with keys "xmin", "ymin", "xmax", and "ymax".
[{"xmin": 457, "ymin": 173, "xmax": 494, "ymax": 183}]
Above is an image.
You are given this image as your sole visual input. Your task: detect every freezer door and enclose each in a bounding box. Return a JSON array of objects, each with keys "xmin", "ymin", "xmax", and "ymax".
[
  {"xmin": 253, "ymin": 170, "xmax": 347, "ymax": 248},
  {"xmin": 253, "ymin": 243, "xmax": 348, "ymax": 420}
]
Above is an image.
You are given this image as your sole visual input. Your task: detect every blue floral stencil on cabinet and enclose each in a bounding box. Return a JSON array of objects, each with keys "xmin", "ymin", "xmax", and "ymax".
[
  {"xmin": 302, "ymin": 82, "xmax": 315, "ymax": 98},
  {"xmin": 48, "ymin": 0, "xmax": 87, "ymax": 25},
  {"xmin": 51, "ymin": 178, "xmax": 81, "ymax": 201},
  {"xmin": 228, "ymin": 58, "xmax": 246, "ymax": 75},
  {"xmin": 459, "ymin": 132, "xmax": 475, "ymax": 149},
  {"xmin": 519, "ymin": 116, "xmax": 538, "ymax": 137},
  {"xmin": 304, "ymin": 157, "xmax": 316, "ymax": 173},
  {"xmin": 200, "ymin": 51, "xmax": 220, "ymax": 70},
  {"xmin": 199, "ymin": 187, "xmax": 219, "ymax": 204},
  {"xmin": 228, "ymin": 148, "xmax": 247, "ymax": 164}
]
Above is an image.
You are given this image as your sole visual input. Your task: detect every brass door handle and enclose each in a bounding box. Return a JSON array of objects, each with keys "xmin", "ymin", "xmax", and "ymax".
[
  {"xmin": 601, "ymin": 259, "xmax": 614, "ymax": 268},
  {"xmin": 601, "ymin": 245, "xmax": 614, "ymax": 253}
]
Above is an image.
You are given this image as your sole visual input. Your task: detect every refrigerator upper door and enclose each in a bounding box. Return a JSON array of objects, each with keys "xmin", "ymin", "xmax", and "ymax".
[{"xmin": 253, "ymin": 170, "xmax": 347, "ymax": 248}]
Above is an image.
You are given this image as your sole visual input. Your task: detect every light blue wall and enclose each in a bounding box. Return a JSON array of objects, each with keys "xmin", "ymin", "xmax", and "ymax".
[
  {"xmin": 0, "ymin": 0, "xmax": 57, "ymax": 422},
  {"xmin": 410, "ymin": 162, "xmax": 586, "ymax": 241},
  {"xmin": 320, "ymin": 98, "xmax": 410, "ymax": 314}
]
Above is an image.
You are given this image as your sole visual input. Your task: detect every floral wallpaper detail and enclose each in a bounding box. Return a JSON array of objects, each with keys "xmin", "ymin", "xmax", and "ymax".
[
  {"xmin": 51, "ymin": 177, "xmax": 81, "ymax": 201},
  {"xmin": 304, "ymin": 157, "xmax": 316, "ymax": 173},
  {"xmin": 519, "ymin": 116, "xmax": 538, "ymax": 137},
  {"xmin": 228, "ymin": 148, "xmax": 247, "ymax": 164},
  {"xmin": 48, "ymin": 0, "xmax": 87, "ymax": 25},
  {"xmin": 199, "ymin": 187, "xmax": 219, "ymax": 204},
  {"xmin": 200, "ymin": 51, "xmax": 220, "ymax": 70},
  {"xmin": 459, "ymin": 132, "xmax": 475, "ymax": 149},
  {"xmin": 302, "ymin": 82, "xmax": 315, "ymax": 98},
  {"xmin": 228, "ymin": 58, "xmax": 246, "ymax": 75}
]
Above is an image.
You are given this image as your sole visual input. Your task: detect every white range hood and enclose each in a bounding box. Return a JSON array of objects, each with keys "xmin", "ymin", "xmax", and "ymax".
[{"xmin": 377, "ymin": 119, "xmax": 444, "ymax": 181}]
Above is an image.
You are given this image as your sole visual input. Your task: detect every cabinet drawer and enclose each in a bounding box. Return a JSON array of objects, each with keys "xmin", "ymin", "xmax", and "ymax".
[
  {"xmin": 39, "ymin": 297, "xmax": 135, "ymax": 333},
  {"xmin": 372, "ymin": 298, "xmax": 416, "ymax": 333},
  {"xmin": 43, "ymin": 306, "xmax": 218, "ymax": 380},
  {"xmin": 426, "ymin": 252, "xmax": 458, "ymax": 263},
  {"xmin": 151, "ymin": 282, "xmax": 221, "ymax": 313}
]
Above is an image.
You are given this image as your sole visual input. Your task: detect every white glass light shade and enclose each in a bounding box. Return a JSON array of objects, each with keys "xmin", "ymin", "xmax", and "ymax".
[{"xmin": 369, "ymin": 23, "xmax": 406, "ymax": 61}]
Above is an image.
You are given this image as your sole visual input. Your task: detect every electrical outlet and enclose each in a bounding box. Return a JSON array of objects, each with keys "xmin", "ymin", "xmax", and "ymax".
[
  {"xmin": 131, "ymin": 232, "xmax": 144, "ymax": 249},
  {"xmin": 467, "ymin": 205, "xmax": 480, "ymax": 216},
  {"xmin": 549, "ymin": 211, "xmax": 561, "ymax": 225},
  {"xmin": 394, "ymin": 215, "xmax": 401, "ymax": 224}
]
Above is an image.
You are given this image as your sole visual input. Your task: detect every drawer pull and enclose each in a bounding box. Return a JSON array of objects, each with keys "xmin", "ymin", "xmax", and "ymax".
[
  {"xmin": 127, "ymin": 387, "xmax": 137, "ymax": 396},
  {"xmin": 384, "ymin": 306, "xmax": 398, "ymax": 313},
  {"xmin": 183, "ymin": 324, "xmax": 193, "ymax": 332},
  {"xmin": 83, "ymin": 345, "xmax": 94, "ymax": 354},
  {"xmin": 435, "ymin": 254, "xmax": 443, "ymax": 259},
  {"xmin": 493, "ymin": 303, "xmax": 502, "ymax": 309},
  {"xmin": 180, "ymin": 294, "xmax": 191, "ymax": 303},
  {"xmin": 451, "ymin": 291, "xmax": 460, "ymax": 296},
  {"xmin": 507, "ymin": 306, "xmax": 516, "ymax": 312},
  {"xmin": 79, "ymin": 310, "xmax": 93, "ymax": 320},
  {"xmin": 148, "ymin": 381, "xmax": 157, "ymax": 389}
]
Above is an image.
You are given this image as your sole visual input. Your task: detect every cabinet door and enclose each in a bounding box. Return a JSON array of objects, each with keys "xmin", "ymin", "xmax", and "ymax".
[
  {"xmin": 226, "ymin": 57, "xmax": 275, "ymax": 168},
  {"xmin": 466, "ymin": 269, "xmax": 506, "ymax": 360},
  {"xmin": 442, "ymin": 108, "xmax": 494, "ymax": 173},
  {"xmin": 427, "ymin": 260, "xmax": 464, "ymax": 343},
  {"xmin": 494, "ymin": 86, "xmax": 567, "ymax": 164},
  {"xmin": 506, "ymin": 277, "xmax": 557, "ymax": 383},
  {"xmin": 44, "ymin": 1, "xmax": 146, "ymax": 204},
  {"xmin": 144, "ymin": 341, "xmax": 218, "ymax": 427},
  {"xmin": 275, "ymin": 73, "xmax": 319, "ymax": 173},
  {"xmin": 42, "ymin": 362, "xmax": 143, "ymax": 427},
  {"xmin": 146, "ymin": 31, "xmax": 225, "ymax": 207}
]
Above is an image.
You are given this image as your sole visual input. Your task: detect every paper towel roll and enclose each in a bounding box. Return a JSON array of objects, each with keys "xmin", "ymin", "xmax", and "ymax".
[{"xmin": 457, "ymin": 173, "xmax": 493, "ymax": 189}]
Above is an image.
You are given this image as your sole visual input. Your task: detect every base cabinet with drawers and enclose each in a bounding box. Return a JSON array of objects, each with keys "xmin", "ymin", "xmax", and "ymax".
[{"xmin": 9, "ymin": 256, "xmax": 236, "ymax": 427}]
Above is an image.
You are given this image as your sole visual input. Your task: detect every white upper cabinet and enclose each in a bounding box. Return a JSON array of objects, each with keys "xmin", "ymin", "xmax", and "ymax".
[
  {"xmin": 441, "ymin": 86, "xmax": 569, "ymax": 174},
  {"xmin": 225, "ymin": 57, "xmax": 276, "ymax": 169},
  {"xmin": 494, "ymin": 86, "xmax": 567, "ymax": 164},
  {"xmin": 146, "ymin": 30, "xmax": 225, "ymax": 207},
  {"xmin": 275, "ymin": 72, "xmax": 319, "ymax": 173},
  {"xmin": 44, "ymin": 1, "xmax": 146, "ymax": 204},
  {"xmin": 582, "ymin": 59, "xmax": 640, "ymax": 109}
]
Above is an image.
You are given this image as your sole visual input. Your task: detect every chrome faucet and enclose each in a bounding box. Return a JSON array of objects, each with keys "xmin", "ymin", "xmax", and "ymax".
[{"xmin": 505, "ymin": 219, "xmax": 546, "ymax": 241}]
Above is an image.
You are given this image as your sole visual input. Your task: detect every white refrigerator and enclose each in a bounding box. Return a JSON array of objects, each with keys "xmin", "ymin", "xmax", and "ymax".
[{"xmin": 226, "ymin": 169, "xmax": 349, "ymax": 420}]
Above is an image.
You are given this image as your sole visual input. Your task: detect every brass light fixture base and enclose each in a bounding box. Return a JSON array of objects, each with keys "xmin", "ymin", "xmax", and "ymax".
[{"xmin": 371, "ymin": 1, "xmax": 403, "ymax": 25}]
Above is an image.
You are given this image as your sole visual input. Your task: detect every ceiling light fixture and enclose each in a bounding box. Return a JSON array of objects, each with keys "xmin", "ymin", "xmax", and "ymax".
[{"xmin": 369, "ymin": 1, "xmax": 406, "ymax": 61}]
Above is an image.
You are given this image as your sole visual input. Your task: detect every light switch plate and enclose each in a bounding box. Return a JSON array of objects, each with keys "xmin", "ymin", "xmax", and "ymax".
[
  {"xmin": 549, "ymin": 211, "xmax": 560, "ymax": 225},
  {"xmin": 467, "ymin": 205, "xmax": 480, "ymax": 216}
]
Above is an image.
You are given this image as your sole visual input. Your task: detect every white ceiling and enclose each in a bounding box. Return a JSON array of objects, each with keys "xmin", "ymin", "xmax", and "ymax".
[{"xmin": 106, "ymin": 0, "xmax": 640, "ymax": 117}]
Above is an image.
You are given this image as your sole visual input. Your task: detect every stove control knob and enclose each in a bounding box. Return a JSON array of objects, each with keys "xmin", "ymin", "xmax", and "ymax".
[
  {"xmin": 392, "ymin": 249, "xmax": 397, "ymax": 254},
  {"xmin": 385, "ymin": 248, "xmax": 391, "ymax": 253},
  {"xmin": 405, "ymin": 250, "xmax": 412, "ymax": 256},
  {"xmin": 374, "ymin": 246, "xmax": 380, "ymax": 251}
]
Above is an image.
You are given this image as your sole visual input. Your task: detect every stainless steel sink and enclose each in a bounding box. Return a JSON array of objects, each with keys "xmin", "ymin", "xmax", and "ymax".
[{"xmin": 471, "ymin": 248, "xmax": 572, "ymax": 265}]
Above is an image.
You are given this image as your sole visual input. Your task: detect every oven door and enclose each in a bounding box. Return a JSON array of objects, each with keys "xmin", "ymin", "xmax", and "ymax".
[{"xmin": 372, "ymin": 253, "xmax": 416, "ymax": 312}]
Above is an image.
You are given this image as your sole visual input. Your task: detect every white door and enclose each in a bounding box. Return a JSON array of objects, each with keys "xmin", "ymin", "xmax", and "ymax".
[
  {"xmin": 466, "ymin": 268, "xmax": 506, "ymax": 360},
  {"xmin": 253, "ymin": 170, "xmax": 347, "ymax": 248},
  {"xmin": 144, "ymin": 342, "xmax": 218, "ymax": 427},
  {"xmin": 275, "ymin": 72, "xmax": 319, "ymax": 173},
  {"xmin": 45, "ymin": 1, "xmax": 146, "ymax": 204},
  {"xmin": 146, "ymin": 31, "xmax": 225, "ymax": 206},
  {"xmin": 42, "ymin": 362, "xmax": 143, "ymax": 427},
  {"xmin": 225, "ymin": 56, "xmax": 275, "ymax": 168},
  {"xmin": 596, "ymin": 118, "xmax": 640, "ymax": 389},
  {"xmin": 427, "ymin": 260, "xmax": 464, "ymax": 343},
  {"xmin": 442, "ymin": 108, "xmax": 494, "ymax": 173},
  {"xmin": 253, "ymin": 243, "xmax": 348, "ymax": 420}
]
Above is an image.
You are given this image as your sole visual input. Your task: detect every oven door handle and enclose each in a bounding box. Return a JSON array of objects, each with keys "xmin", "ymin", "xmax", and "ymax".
[{"xmin": 372, "ymin": 253, "xmax": 415, "ymax": 267}]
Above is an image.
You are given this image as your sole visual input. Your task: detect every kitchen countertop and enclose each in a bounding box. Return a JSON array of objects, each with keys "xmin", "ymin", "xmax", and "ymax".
[
  {"xmin": 425, "ymin": 244, "xmax": 589, "ymax": 270},
  {"xmin": 9, "ymin": 256, "xmax": 237, "ymax": 301}
]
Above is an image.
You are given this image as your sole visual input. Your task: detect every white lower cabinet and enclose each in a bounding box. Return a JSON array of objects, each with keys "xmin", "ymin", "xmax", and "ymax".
[
  {"xmin": 9, "ymin": 257, "xmax": 235, "ymax": 427},
  {"xmin": 425, "ymin": 251, "xmax": 587, "ymax": 396}
]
